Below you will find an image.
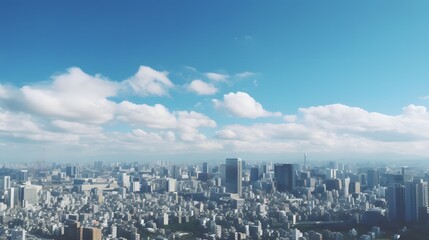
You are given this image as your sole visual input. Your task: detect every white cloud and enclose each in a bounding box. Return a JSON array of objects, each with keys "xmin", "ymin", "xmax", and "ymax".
[
  {"xmin": 213, "ymin": 91, "xmax": 281, "ymax": 118},
  {"xmin": 125, "ymin": 66, "xmax": 174, "ymax": 96},
  {"xmin": 3, "ymin": 67, "xmax": 119, "ymax": 124},
  {"xmin": 214, "ymin": 103, "xmax": 429, "ymax": 155},
  {"xmin": 0, "ymin": 108, "xmax": 79, "ymax": 143},
  {"xmin": 117, "ymin": 101, "xmax": 216, "ymax": 142},
  {"xmin": 205, "ymin": 72, "xmax": 229, "ymax": 82},
  {"xmin": 235, "ymin": 71, "xmax": 256, "ymax": 79},
  {"xmin": 52, "ymin": 120, "xmax": 102, "ymax": 134},
  {"xmin": 5, "ymin": 66, "xmax": 429, "ymax": 160},
  {"xmin": 117, "ymin": 101, "xmax": 177, "ymax": 129},
  {"xmin": 187, "ymin": 79, "xmax": 218, "ymax": 95},
  {"xmin": 283, "ymin": 115, "xmax": 297, "ymax": 122}
]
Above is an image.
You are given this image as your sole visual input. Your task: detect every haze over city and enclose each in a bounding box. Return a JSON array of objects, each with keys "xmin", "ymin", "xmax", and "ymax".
[{"xmin": 1, "ymin": 1, "xmax": 429, "ymax": 163}]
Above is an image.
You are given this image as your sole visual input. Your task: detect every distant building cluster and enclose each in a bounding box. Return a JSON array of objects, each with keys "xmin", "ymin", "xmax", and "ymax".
[{"xmin": 0, "ymin": 158, "xmax": 428, "ymax": 239}]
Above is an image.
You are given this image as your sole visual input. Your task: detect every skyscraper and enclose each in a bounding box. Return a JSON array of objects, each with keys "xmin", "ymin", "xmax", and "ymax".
[
  {"xmin": 82, "ymin": 227, "xmax": 102, "ymax": 240},
  {"xmin": 405, "ymin": 180, "xmax": 429, "ymax": 222},
  {"xmin": 274, "ymin": 164, "xmax": 295, "ymax": 192},
  {"xmin": 0, "ymin": 176, "xmax": 10, "ymax": 191},
  {"xmin": 367, "ymin": 169, "xmax": 380, "ymax": 189},
  {"xmin": 250, "ymin": 166, "xmax": 259, "ymax": 183},
  {"xmin": 18, "ymin": 170, "xmax": 28, "ymax": 183},
  {"xmin": 402, "ymin": 166, "xmax": 413, "ymax": 183},
  {"xmin": 387, "ymin": 184, "xmax": 405, "ymax": 222},
  {"xmin": 66, "ymin": 165, "xmax": 80, "ymax": 178},
  {"xmin": 202, "ymin": 162, "xmax": 208, "ymax": 174},
  {"xmin": 225, "ymin": 158, "xmax": 242, "ymax": 196}
]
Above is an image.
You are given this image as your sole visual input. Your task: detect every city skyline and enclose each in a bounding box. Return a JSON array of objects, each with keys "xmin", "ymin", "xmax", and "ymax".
[{"xmin": 1, "ymin": 1, "xmax": 429, "ymax": 162}]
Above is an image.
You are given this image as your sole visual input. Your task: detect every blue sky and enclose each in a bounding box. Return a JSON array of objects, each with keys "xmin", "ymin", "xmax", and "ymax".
[{"xmin": 1, "ymin": 1, "xmax": 429, "ymax": 163}]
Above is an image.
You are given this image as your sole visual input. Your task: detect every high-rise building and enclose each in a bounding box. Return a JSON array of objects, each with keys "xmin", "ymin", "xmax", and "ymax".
[
  {"xmin": 66, "ymin": 165, "xmax": 80, "ymax": 178},
  {"xmin": 349, "ymin": 181, "xmax": 361, "ymax": 194},
  {"xmin": 402, "ymin": 166, "xmax": 413, "ymax": 183},
  {"xmin": 342, "ymin": 177, "xmax": 350, "ymax": 197},
  {"xmin": 167, "ymin": 178, "xmax": 176, "ymax": 192},
  {"xmin": 326, "ymin": 178, "xmax": 342, "ymax": 191},
  {"xmin": 387, "ymin": 184, "xmax": 405, "ymax": 222},
  {"xmin": 18, "ymin": 170, "xmax": 28, "ymax": 183},
  {"xmin": 8, "ymin": 187, "xmax": 15, "ymax": 208},
  {"xmin": 225, "ymin": 158, "xmax": 242, "ymax": 196},
  {"xmin": 64, "ymin": 220, "xmax": 82, "ymax": 240},
  {"xmin": 367, "ymin": 169, "xmax": 380, "ymax": 189},
  {"xmin": 18, "ymin": 184, "xmax": 42, "ymax": 208},
  {"xmin": 82, "ymin": 227, "xmax": 102, "ymax": 240},
  {"xmin": 202, "ymin": 162, "xmax": 208, "ymax": 174},
  {"xmin": 250, "ymin": 167, "xmax": 259, "ymax": 183},
  {"xmin": 0, "ymin": 176, "xmax": 10, "ymax": 191},
  {"xmin": 405, "ymin": 180, "xmax": 429, "ymax": 222},
  {"xmin": 274, "ymin": 164, "xmax": 295, "ymax": 192}
]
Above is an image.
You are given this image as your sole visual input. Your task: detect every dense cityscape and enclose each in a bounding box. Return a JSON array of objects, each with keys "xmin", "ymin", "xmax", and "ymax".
[{"xmin": 0, "ymin": 157, "xmax": 428, "ymax": 240}]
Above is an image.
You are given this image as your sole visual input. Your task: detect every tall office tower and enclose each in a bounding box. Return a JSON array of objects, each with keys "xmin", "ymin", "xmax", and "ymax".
[
  {"xmin": 220, "ymin": 164, "xmax": 227, "ymax": 184},
  {"xmin": 19, "ymin": 184, "xmax": 42, "ymax": 208},
  {"xmin": 172, "ymin": 165, "xmax": 181, "ymax": 179},
  {"xmin": 202, "ymin": 162, "xmax": 208, "ymax": 174},
  {"xmin": 367, "ymin": 169, "xmax": 380, "ymax": 189},
  {"xmin": 328, "ymin": 161, "xmax": 338, "ymax": 170},
  {"xmin": 349, "ymin": 181, "xmax": 361, "ymax": 194},
  {"xmin": 360, "ymin": 173, "xmax": 367, "ymax": 186},
  {"xmin": 405, "ymin": 180, "xmax": 429, "ymax": 222},
  {"xmin": 17, "ymin": 170, "xmax": 28, "ymax": 183},
  {"xmin": 250, "ymin": 167, "xmax": 260, "ymax": 183},
  {"xmin": 386, "ymin": 184, "xmax": 406, "ymax": 222},
  {"xmin": 166, "ymin": 178, "xmax": 177, "ymax": 192},
  {"xmin": 225, "ymin": 158, "xmax": 243, "ymax": 196},
  {"xmin": 66, "ymin": 165, "xmax": 80, "ymax": 178},
  {"xmin": 274, "ymin": 164, "xmax": 295, "ymax": 192},
  {"xmin": 342, "ymin": 177, "xmax": 350, "ymax": 197},
  {"xmin": 326, "ymin": 178, "xmax": 342, "ymax": 191},
  {"xmin": 118, "ymin": 173, "xmax": 130, "ymax": 188},
  {"xmin": 402, "ymin": 166, "xmax": 413, "ymax": 183},
  {"xmin": 327, "ymin": 168, "xmax": 337, "ymax": 179},
  {"xmin": 303, "ymin": 153, "xmax": 308, "ymax": 170},
  {"xmin": 0, "ymin": 176, "xmax": 11, "ymax": 191},
  {"xmin": 64, "ymin": 220, "xmax": 82, "ymax": 240},
  {"xmin": 8, "ymin": 187, "xmax": 15, "ymax": 208},
  {"xmin": 10, "ymin": 228, "xmax": 26, "ymax": 240},
  {"xmin": 242, "ymin": 160, "xmax": 246, "ymax": 170},
  {"xmin": 82, "ymin": 227, "xmax": 102, "ymax": 240}
]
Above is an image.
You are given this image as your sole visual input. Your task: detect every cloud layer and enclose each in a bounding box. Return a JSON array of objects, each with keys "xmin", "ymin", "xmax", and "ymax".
[{"xmin": 1, "ymin": 66, "xmax": 429, "ymax": 161}]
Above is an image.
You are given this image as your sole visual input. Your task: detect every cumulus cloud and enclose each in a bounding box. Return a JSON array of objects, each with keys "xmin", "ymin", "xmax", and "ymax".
[
  {"xmin": 213, "ymin": 91, "xmax": 281, "ymax": 118},
  {"xmin": 187, "ymin": 79, "xmax": 218, "ymax": 95},
  {"xmin": 117, "ymin": 101, "xmax": 177, "ymax": 129},
  {"xmin": 117, "ymin": 101, "xmax": 216, "ymax": 142},
  {"xmin": 205, "ymin": 72, "xmax": 229, "ymax": 82},
  {"xmin": 215, "ymin": 103, "xmax": 429, "ymax": 155},
  {"xmin": 125, "ymin": 66, "xmax": 174, "ymax": 96},
  {"xmin": 0, "ymin": 108, "xmax": 79, "ymax": 143},
  {"xmin": 2, "ymin": 67, "xmax": 119, "ymax": 124},
  {"xmin": 4, "ymin": 66, "xmax": 429, "ymax": 160}
]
